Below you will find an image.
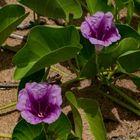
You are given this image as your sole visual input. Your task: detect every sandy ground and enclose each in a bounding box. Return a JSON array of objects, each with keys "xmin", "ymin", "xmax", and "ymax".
[{"xmin": 1, "ymin": 0, "xmax": 140, "ymax": 140}]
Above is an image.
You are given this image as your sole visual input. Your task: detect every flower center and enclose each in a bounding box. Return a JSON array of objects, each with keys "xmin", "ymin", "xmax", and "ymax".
[{"xmin": 38, "ymin": 112, "xmax": 45, "ymax": 118}]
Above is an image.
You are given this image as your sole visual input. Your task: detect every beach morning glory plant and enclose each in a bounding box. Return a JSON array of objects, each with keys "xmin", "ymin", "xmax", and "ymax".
[
  {"xmin": 80, "ymin": 12, "xmax": 121, "ymax": 51},
  {"xmin": 0, "ymin": 1, "xmax": 139, "ymax": 139},
  {"xmin": 16, "ymin": 82, "xmax": 62, "ymax": 125}
]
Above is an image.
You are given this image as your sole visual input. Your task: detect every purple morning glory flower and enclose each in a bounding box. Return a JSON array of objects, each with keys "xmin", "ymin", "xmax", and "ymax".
[
  {"xmin": 80, "ymin": 12, "xmax": 121, "ymax": 51},
  {"xmin": 16, "ymin": 82, "xmax": 62, "ymax": 125}
]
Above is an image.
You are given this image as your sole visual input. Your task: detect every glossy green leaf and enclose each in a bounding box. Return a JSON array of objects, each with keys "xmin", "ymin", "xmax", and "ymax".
[
  {"xmin": 138, "ymin": 22, "xmax": 140, "ymax": 35},
  {"xmin": 118, "ymin": 50, "xmax": 140, "ymax": 72},
  {"xmin": 18, "ymin": 69, "xmax": 45, "ymax": 92},
  {"xmin": 0, "ymin": 4, "xmax": 28, "ymax": 46},
  {"xmin": 85, "ymin": 0, "xmax": 113, "ymax": 14},
  {"xmin": 78, "ymin": 98, "xmax": 107, "ymax": 140},
  {"xmin": 115, "ymin": 0, "xmax": 125, "ymax": 11},
  {"xmin": 134, "ymin": 0, "xmax": 140, "ymax": 14},
  {"xmin": 18, "ymin": 0, "xmax": 82, "ymax": 19},
  {"xmin": 79, "ymin": 34, "xmax": 97, "ymax": 78},
  {"xmin": 128, "ymin": 73, "xmax": 140, "ymax": 88},
  {"xmin": 66, "ymin": 91, "xmax": 83, "ymax": 139},
  {"xmin": 67, "ymin": 133, "xmax": 80, "ymax": 140},
  {"xmin": 98, "ymin": 44, "xmax": 116, "ymax": 68},
  {"xmin": 13, "ymin": 26, "xmax": 82, "ymax": 80},
  {"xmin": 116, "ymin": 24, "xmax": 140, "ymax": 41},
  {"xmin": 33, "ymin": 131, "xmax": 46, "ymax": 140},
  {"xmin": 127, "ymin": 0, "xmax": 134, "ymax": 24},
  {"xmin": 99, "ymin": 38, "xmax": 139, "ymax": 68},
  {"xmin": 58, "ymin": 0, "xmax": 82, "ymax": 20},
  {"xmin": 98, "ymin": 53, "xmax": 114, "ymax": 68},
  {"xmin": 121, "ymin": 0, "xmax": 129, "ymax": 2},
  {"xmin": 12, "ymin": 120, "xmax": 43, "ymax": 140},
  {"xmin": 46, "ymin": 113, "xmax": 72, "ymax": 140},
  {"xmin": 112, "ymin": 37, "xmax": 139, "ymax": 58}
]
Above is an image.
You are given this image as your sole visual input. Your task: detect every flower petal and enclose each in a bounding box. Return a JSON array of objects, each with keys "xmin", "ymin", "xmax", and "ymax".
[
  {"xmin": 80, "ymin": 11, "xmax": 121, "ymax": 48},
  {"xmin": 97, "ymin": 12, "xmax": 113, "ymax": 40},
  {"xmin": 17, "ymin": 82, "xmax": 62, "ymax": 125},
  {"xmin": 21, "ymin": 111, "xmax": 42, "ymax": 125},
  {"xmin": 48, "ymin": 84, "xmax": 62, "ymax": 106},
  {"xmin": 80, "ymin": 12, "xmax": 105, "ymax": 40},
  {"xmin": 43, "ymin": 106, "xmax": 61, "ymax": 124},
  {"xmin": 80, "ymin": 21, "xmax": 94, "ymax": 39},
  {"xmin": 25, "ymin": 82, "xmax": 48, "ymax": 100},
  {"xmin": 16, "ymin": 89, "xmax": 30, "ymax": 111},
  {"xmin": 102, "ymin": 25, "xmax": 121, "ymax": 46}
]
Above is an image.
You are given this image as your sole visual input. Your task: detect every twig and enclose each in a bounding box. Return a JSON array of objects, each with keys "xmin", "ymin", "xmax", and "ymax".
[
  {"xmin": 0, "ymin": 102, "xmax": 16, "ymax": 111},
  {"xmin": 10, "ymin": 33, "xmax": 26, "ymax": 41},
  {"xmin": 51, "ymin": 66, "xmax": 68, "ymax": 77},
  {"xmin": 96, "ymin": 88, "xmax": 140, "ymax": 116},
  {"xmin": 110, "ymin": 84, "xmax": 140, "ymax": 110},
  {"xmin": 68, "ymin": 60, "xmax": 79, "ymax": 76},
  {"xmin": 1, "ymin": 45, "xmax": 19, "ymax": 52},
  {"xmin": 61, "ymin": 77, "xmax": 86, "ymax": 88},
  {"xmin": 0, "ymin": 133, "xmax": 12, "ymax": 139},
  {"xmin": 0, "ymin": 82, "xmax": 19, "ymax": 88}
]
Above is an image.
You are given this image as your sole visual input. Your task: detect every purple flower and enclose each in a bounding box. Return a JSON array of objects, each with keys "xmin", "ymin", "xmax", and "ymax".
[
  {"xmin": 17, "ymin": 82, "xmax": 62, "ymax": 125},
  {"xmin": 80, "ymin": 12, "xmax": 121, "ymax": 51}
]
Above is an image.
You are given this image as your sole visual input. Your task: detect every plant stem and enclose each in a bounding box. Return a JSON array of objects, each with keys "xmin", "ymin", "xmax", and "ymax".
[
  {"xmin": 68, "ymin": 60, "xmax": 79, "ymax": 76},
  {"xmin": 113, "ymin": 74, "xmax": 126, "ymax": 83},
  {"xmin": 77, "ymin": 0, "xmax": 88, "ymax": 11},
  {"xmin": 114, "ymin": 2, "xmax": 120, "ymax": 23},
  {"xmin": 110, "ymin": 84, "xmax": 140, "ymax": 110},
  {"xmin": 0, "ymin": 102, "xmax": 16, "ymax": 111},
  {"xmin": 42, "ymin": 67, "xmax": 50, "ymax": 82},
  {"xmin": 51, "ymin": 66, "xmax": 68, "ymax": 77},
  {"xmin": 0, "ymin": 82, "xmax": 18, "ymax": 88},
  {"xmin": 107, "ymin": 65, "xmax": 118, "ymax": 80},
  {"xmin": 95, "ymin": 53, "xmax": 99, "ymax": 73},
  {"xmin": 33, "ymin": 11, "xmax": 36, "ymax": 23},
  {"xmin": 61, "ymin": 77, "xmax": 86, "ymax": 88},
  {"xmin": 96, "ymin": 88, "xmax": 140, "ymax": 116},
  {"xmin": 43, "ymin": 123, "xmax": 48, "ymax": 140},
  {"xmin": 36, "ymin": 14, "xmax": 40, "ymax": 24},
  {"xmin": 75, "ymin": 56, "xmax": 80, "ymax": 71},
  {"xmin": 45, "ymin": 24, "xmax": 80, "ymax": 30},
  {"xmin": 95, "ymin": 52, "xmax": 103, "ymax": 81},
  {"xmin": 0, "ymin": 133, "xmax": 12, "ymax": 138}
]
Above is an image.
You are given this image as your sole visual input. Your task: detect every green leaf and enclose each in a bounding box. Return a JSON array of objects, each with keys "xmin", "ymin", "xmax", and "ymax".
[
  {"xmin": 0, "ymin": 4, "xmax": 28, "ymax": 46},
  {"xmin": 129, "ymin": 73, "xmax": 140, "ymax": 88},
  {"xmin": 67, "ymin": 133, "xmax": 80, "ymax": 140},
  {"xmin": 98, "ymin": 53, "xmax": 114, "ymax": 68},
  {"xmin": 12, "ymin": 120, "xmax": 43, "ymax": 140},
  {"xmin": 116, "ymin": 24, "xmax": 140, "ymax": 41},
  {"xmin": 46, "ymin": 113, "xmax": 72, "ymax": 140},
  {"xmin": 98, "ymin": 44, "xmax": 117, "ymax": 68},
  {"xmin": 13, "ymin": 26, "xmax": 82, "ymax": 80},
  {"xmin": 138, "ymin": 21, "xmax": 140, "ymax": 35},
  {"xmin": 85, "ymin": 0, "xmax": 113, "ymax": 14},
  {"xmin": 99, "ymin": 38, "xmax": 139, "ymax": 68},
  {"xmin": 118, "ymin": 50, "xmax": 140, "ymax": 72},
  {"xmin": 66, "ymin": 91, "xmax": 83, "ymax": 139},
  {"xmin": 58, "ymin": 0, "xmax": 82, "ymax": 20},
  {"xmin": 134, "ymin": 0, "xmax": 140, "ymax": 14},
  {"xmin": 127, "ymin": 0, "xmax": 134, "ymax": 24},
  {"xmin": 78, "ymin": 98, "xmax": 107, "ymax": 140},
  {"xmin": 18, "ymin": 0, "xmax": 82, "ymax": 19},
  {"xmin": 79, "ymin": 34, "xmax": 97, "ymax": 78},
  {"xmin": 34, "ymin": 131, "xmax": 46, "ymax": 140},
  {"xmin": 115, "ymin": 0, "xmax": 125, "ymax": 11},
  {"xmin": 112, "ymin": 37, "xmax": 139, "ymax": 58},
  {"xmin": 18, "ymin": 69, "xmax": 45, "ymax": 92}
]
